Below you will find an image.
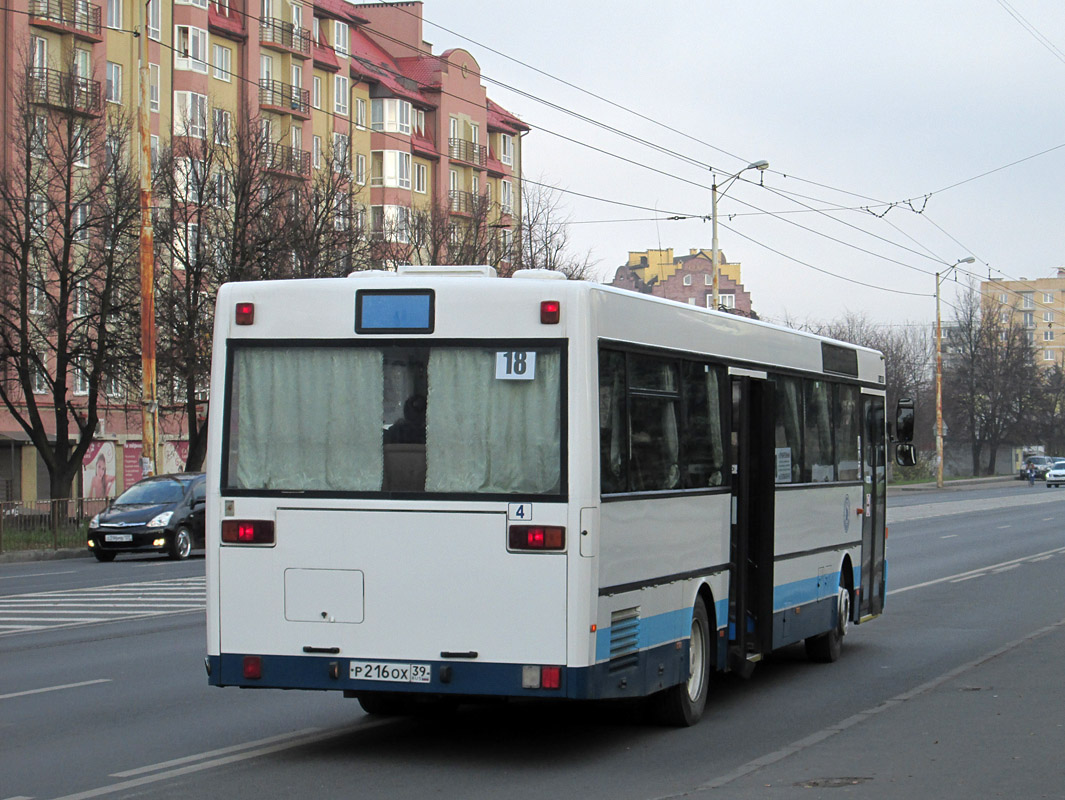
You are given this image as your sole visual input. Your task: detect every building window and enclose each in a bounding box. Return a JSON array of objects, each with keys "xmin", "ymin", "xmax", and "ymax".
[
  {"xmin": 355, "ymin": 153, "xmax": 366, "ymax": 186},
  {"xmin": 32, "ymin": 354, "xmax": 49, "ymax": 395},
  {"xmin": 371, "ymin": 150, "xmax": 411, "ymax": 189},
  {"xmin": 1044, "ymin": 330, "xmax": 1055, "ymax": 342},
  {"xmin": 500, "ymin": 180, "xmax": 513, "ymax": 214},
  {"xmin": 105, "ymin": 62, "xmax": 122, "ymax": 103},
  {"xmin": 356, "ymin": 98, "xmax": 367, "ymax": 129},
  {"xmin": 998, "ymin": 292, "xmax": 1008, "ymax": 304},
  {"xmin": 1045, "ymin": 350, "xmax": 1055, "ymax": 362},
  {"xmin": 708, "ymin": 294, "xmax": 735, "ymax": 309},
  {"xmin": 500, "ymin": 133, "xmax": 513, "ymax": 166},
  {"xmin": 1044, "ymin": 292, "xmax": 1055, "ymax": 303},
  {"xmin": 414, "ymin": 162, "xmax": 427, "ymax": 194},
  {"xmin": 334, "ymin": 20, "xmax": 349, "ymax": 55},
  {"xmin": 213, "ymin": 44, "xmax": 232, "ymax": 81},
  {"xmin": 150, "ymin": 135, "xmax": 160, "ymax": 170},
  {"xmin": 147, "ymin": 0, "xmax": 161, "ymax": 40},
  {"xmin": 683, "ymin": 274, "xmax": 692, "ymax": 286},
  {"xmin": 175, "ymin": 26, "xmax": 209, "ymax": 73},
  {"xmin": 149, "ymin": 64, "xmax": 160, "ymax": 112},
  {"xmin": 31, "ymin": 115, "xmax": 46, "ymax": 159},
  {"xmin": 370, "ymin": 98, "xmax": 411, "ymax": 135},
  {"xmin": 106, "ymin": 0, "xmax": 121, "ymax": 29},
  {"xmin": 312, "ymin": 76, "xmax": 321, "ymax": 109},
  {"xmin": 1024, "ymin": 311, "xmax": 1035, "ymax": 328},
  {"xmin": 334, "ymin": 75, "xmax": 349, "ymax": 116},
  {"xmin": 174, "ymin": 91, "xmax": 208, "ymax": 138},
  {"xmin": 213, "ymin": 108, "xmax": 232, "ymax": 145},
  {"xmin": 72, "ymin": 203, "xmax": 89, "ymax": 242},
  {"xmin": 332, "ymin": 132, "xmax": 349, "ymax": 174},
  {"xmin": 312, "ymin": 135, "xmax": 321, "ymax": 169},
  {"xmin": 177, "ymin": 0, "xmax": 208, "ymax": 7},
  {"xmin": 371, "ymin": 205, "xmax": 410, "ymax": 243},
  {"xmin": 414, "ymin": 109, "xmax": 425, "ymax": 136},
  {"xmin": 1022, "ymin": 292, "xmax": 1034, "ymax": 309}
]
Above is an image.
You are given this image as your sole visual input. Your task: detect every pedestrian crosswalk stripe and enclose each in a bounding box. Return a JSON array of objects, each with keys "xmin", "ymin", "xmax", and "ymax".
[{"xmin": 0, "ymin": 576, "xmax": 205, "ymax": 636}]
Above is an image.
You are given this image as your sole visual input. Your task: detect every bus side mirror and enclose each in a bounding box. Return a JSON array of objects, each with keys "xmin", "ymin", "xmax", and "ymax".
[
  {"xmin": 895, "ymin": 443, "xmax": 917, "ymax": 467},
  {"xmin": 894, "ymin": 397, "xmax": 914, "ymax": 443}
]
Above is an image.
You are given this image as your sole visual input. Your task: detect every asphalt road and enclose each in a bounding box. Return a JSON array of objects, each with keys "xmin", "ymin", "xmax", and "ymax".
[{"xmin": 1, "ymin": 482, "xmax": 1063, "ymax": 800}]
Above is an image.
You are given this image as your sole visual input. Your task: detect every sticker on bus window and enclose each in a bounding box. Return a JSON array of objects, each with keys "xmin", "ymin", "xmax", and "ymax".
[{"xmin": 496, "ymin": 351, "xmax": 536, "ymax": 380}]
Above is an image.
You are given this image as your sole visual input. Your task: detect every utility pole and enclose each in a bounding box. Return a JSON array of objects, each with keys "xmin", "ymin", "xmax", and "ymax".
[{"xmin": 137, "ymin": 1, "xmax": 159, "ymax": 477}]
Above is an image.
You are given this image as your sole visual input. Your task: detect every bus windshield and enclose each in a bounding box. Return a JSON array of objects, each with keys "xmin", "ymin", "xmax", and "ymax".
[{"xmin": 223, "ymin": 342, "xmax": 563, "ymax": 496}]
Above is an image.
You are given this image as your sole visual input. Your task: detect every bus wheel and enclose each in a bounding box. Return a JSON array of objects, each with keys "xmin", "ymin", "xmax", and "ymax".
[
  {"xmin": 806, "ymin": 584, "xmax": 850, "ymax": 663},
  {"xmin": 357, "ymin": 693, "xmax": 408, "ymax": 716},
  {"xmin": 654, "ymin": 597, "xmax": 711, "ymax": 726}
]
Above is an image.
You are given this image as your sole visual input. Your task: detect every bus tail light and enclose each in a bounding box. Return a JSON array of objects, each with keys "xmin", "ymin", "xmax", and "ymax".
[
  {"xmin": 540, "ymin": 300, "xmax": 560, "ymax": 324},
  {"xmin": 243, "ymin": 656, "xmax": 262, "ymax": 679},
  {"xmin": 235, "ymin": 302, "xmax": 255, "ymax": 325},
  {"xmin": 509, "ymin": 525, "xmax": 565, "ymax": 551},
  {"xmin": 222, "ymin": 520, "xmax": 276, "ymax": 545},
  {"xmin": 522, "ymin": 665, "xmax": 562, "ymax": 689}
]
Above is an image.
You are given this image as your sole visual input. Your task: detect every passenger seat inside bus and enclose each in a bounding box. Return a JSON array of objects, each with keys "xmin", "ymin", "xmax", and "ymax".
[{"xmin": 382, "ymin": 444, "xmax": 426, "ymax": 492}]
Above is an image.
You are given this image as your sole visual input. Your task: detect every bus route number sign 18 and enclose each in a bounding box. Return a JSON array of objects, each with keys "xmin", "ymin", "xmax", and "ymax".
[
  {"xmin": 496, "ymin": 351, "xmax": 536, "ymax": 380},
  {"xmin": 349, "ymin": 661, "xmax": 432, "ymax": 683}
]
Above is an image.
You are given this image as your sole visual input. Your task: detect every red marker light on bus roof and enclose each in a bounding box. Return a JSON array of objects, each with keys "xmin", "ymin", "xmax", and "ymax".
[
  {"xmin": 235, "ymin": 302, "xmax": 255, "ymax": 325},
  {"xmin": 540, "ymin": 300, "xmax": 560, "ymax": 324}
]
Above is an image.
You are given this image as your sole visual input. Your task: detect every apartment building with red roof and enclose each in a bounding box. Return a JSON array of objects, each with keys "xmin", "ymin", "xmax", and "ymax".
[{"xmin": 0, "ymin": 0, "xmax": 528, "ymax": 502}]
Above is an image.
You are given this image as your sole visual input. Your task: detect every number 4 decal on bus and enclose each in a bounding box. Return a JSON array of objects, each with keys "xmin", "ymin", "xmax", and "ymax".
[
  {"xmin": 496, "ymin": 351, "xmax": 536, "ymax": 380},
  {"xmin": 508, "ymin": 503, "xmax": 532, "ymax": 521}
]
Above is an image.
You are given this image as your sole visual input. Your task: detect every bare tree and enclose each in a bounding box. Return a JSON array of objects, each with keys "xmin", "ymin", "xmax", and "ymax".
[
  {"xmin": 515, "ymin": 179, "xmax": 596, "ymax": 280},
  {"xmin": 943, "ymin": 282, "xmax": 1037, "ymax": 474},
  {"xmin": 0, "ymin": 55, "xmax": 140, "ymax": 501},
  {"xmin": 153, "ymin": 104, "xmax": 298, "ymax": 471}
]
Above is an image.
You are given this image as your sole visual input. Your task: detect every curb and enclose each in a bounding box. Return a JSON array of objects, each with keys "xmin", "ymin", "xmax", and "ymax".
[{"xmin": 0, "ymin": 548, "xmax": 92, "ymax": 564}]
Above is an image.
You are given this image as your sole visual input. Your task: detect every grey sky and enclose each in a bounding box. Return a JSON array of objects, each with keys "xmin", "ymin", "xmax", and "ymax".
[{"xmin": 405, "ymin": 1, "xmax": 1065, "ymax": 325}]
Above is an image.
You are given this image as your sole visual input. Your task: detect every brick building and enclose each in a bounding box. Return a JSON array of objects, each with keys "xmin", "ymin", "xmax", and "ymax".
[
  {"xmin": 0, "ymin": 0, "xmax": 527, "ymax": 502},
  {"xmin": 610, "ymin": 248, "xmax": 754, "ymax": 316}
]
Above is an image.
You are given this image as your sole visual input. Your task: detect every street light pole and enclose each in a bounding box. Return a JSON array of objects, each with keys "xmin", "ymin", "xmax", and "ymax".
[
  {"xmin": 936, "ymin": 256, "xmax": 976, "ymax": 488},
  {"xmin": 711, "ymin": 160, "xmax": 768, "ymax": 310}
]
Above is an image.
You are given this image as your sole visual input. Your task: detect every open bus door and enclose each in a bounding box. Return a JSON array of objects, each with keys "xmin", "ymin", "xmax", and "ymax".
[
  {"xmin": 858, "ymin": 395, "xmax": 887, "ymax": 621},
  {"xmin": 727, "ymin": 374, "xmax": 775, "ymax": 674}
]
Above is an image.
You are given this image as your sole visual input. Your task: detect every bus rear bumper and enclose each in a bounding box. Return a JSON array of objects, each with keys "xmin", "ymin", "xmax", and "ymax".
[{"xmin": 206, "ymin": 641, "xmax": 688, "ymax": 702}]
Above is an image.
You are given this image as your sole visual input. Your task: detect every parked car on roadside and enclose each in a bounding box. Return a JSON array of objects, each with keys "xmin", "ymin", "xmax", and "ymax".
[
  {"xmin": 87, "ymin": 473, "xmax": 205, "ymax": 562},
  {"xmin": 1019, "ymin": 455, "xmax": 1056, "ymax": 480},
  {"xmin": 1045, "ymin": 460, "xmax": 1065, "ymax": 488}
]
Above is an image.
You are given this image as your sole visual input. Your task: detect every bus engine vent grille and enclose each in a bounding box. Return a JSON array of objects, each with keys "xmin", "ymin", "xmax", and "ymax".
[{"xmin": 609, "ymin": 607, "xmax": 641, "ymax": 671}]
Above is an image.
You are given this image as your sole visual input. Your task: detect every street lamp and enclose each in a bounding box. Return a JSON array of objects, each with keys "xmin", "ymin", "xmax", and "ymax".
[
  {"xmin": 711, "ymin": 160, "xmax": 768, "ymax": 310},
  {"xmin": 936, "ymin": 256, "xmax": 976, "ymax": 487}
]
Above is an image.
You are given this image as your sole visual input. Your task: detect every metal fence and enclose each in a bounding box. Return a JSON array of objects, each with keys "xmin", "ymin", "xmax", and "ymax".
[{"xmin": 0, "ymin": 497, "xmax": 109, "ymax": 554}]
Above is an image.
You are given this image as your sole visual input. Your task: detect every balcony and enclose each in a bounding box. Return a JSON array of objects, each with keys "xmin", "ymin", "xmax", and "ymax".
[
  {"xmin": 259, "ymin": 79, "xmax": 311, "ymax": 119},
  {"xmin": 449, "ymin": 190, "xmax": 480, "ymax": 215},
  {"xmin": 263, "ymin": 142, "xmax": 311, "ymax": 178},
  {"xmin": 448, "ymin": 138, "xmax": 487, "ymax": 167},
  {"xmin": 29, "ymin": 0, "xmax": 103, "ymax": 41},
  {"xmin": 259, "ymin": 17, "xmax": 311, "ymax": 57},
  {"xmin": 27, "ymin": 68, "xmax": 101, "ymax": 116}
]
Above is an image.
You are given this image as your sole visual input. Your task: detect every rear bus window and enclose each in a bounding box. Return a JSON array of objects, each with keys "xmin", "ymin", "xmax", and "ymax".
[{"xmin": 224, "ymin": 343, "xmax": 563, "ymax": 496}]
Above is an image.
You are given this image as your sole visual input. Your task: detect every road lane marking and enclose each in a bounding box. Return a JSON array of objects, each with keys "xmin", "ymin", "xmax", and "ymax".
[
  {"xmin": 111, "ymin": 728, "xmax": 322, "ymax": 776},
  {"xmin": 940, "ymin": 534, "xmax": 958, "ymax": 539},
  {"xmin": 0, "ymin": 679, "xmax": 111, "ymax": 701},
  {"xmin": 693, "ymin": 615, "xmax": 1065, "ymax": 793},
  {"xmin": 0, "ymin": 570, "xmax": 77, "ymax": 580},
  {"xmin": 888, "ymin": 546, "xmax": 1065, "ymax": 596},
  {"xmin": 51, "ymin": 720, "xmax": 392, "ymax": 800}
]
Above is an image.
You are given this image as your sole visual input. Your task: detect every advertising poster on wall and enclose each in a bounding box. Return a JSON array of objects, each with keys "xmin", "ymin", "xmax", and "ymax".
[
  {"xmin": 82, "ymin": 442, "xmax": 117, "ymax": 499},
  {"xmin": 123, "ymin": 441, "xmax": 190, "ymax": 487}
]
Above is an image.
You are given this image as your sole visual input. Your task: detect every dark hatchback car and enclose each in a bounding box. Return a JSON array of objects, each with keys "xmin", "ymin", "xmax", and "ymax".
[{"xmin": 87, "ymin": 473, "xmax": 206, "ymax": 562}]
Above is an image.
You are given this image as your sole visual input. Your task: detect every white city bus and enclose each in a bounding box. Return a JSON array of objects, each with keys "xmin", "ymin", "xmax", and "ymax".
[{"xmin": 205, "ymin": 266, "xmax": 914, "ymax": 725}]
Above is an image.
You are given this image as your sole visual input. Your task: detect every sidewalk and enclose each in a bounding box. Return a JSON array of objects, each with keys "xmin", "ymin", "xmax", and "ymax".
[{"xmin": 692, "ymin": 617, "xmax": 1065, "ymax": 799}]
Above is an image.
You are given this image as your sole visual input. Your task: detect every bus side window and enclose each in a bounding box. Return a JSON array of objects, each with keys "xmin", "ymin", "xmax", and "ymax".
[
  {"xmin": 627, "ymin": 356, "xmax": 680, "ymax": 492},
  {"xmin": 836, "ymin": 384, "xmax": 860, "ymax": 481},
  {"xmin": 599, "ymin": 350, "xmax": 627, "ymax": 493},
  {"xmin": 773, "ymin": 375, "xmax": 802, "ymax": 484},
  {"xmin": 681, "ymin": 361, "xmax": 725, "ymax": 488},
  {"xmin": 804, "ymin": 380, "xmax": 835, "ymax": 482}
]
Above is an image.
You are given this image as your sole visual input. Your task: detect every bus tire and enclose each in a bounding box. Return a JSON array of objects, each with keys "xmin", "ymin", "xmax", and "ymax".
[
  {"xmin": 357, "ymin": 692, "xmax": 408, "ymax": 716},
  {"xmin": 654, "ymin": 597, "xmax": 711, "ymax": 727},
  {"xmin": 805, "ymin": 583, "xmax": 850, "ymax": 663}
]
